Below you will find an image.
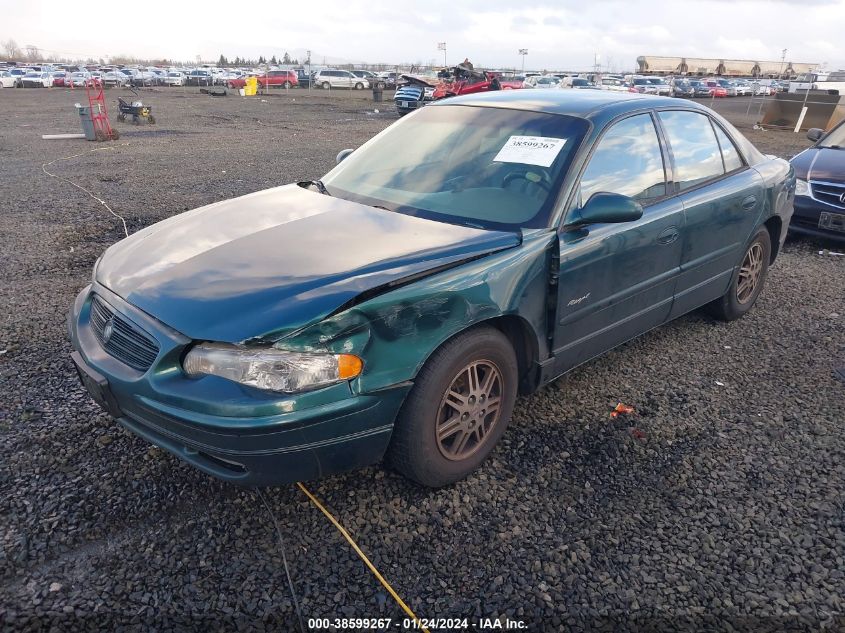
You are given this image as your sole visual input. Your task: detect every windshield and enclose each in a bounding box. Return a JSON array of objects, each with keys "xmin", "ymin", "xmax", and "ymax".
[
  {"xmin": 321, "ymin": 105, "xmax": 587, "ymax": 230},
  {"xmin": 819, "ymin": 122, "xmax": 845, "ymax": 148}
]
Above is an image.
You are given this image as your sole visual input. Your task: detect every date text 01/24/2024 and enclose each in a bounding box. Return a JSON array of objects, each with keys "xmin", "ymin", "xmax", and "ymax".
[{"xmin": 307, "ymin": 617, "xmax": 528, "ymax": 630}]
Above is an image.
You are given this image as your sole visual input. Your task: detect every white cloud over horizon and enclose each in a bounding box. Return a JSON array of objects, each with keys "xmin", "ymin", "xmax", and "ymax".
[{"xmin": 1, "ymin": 0, "xmax": 842, "ymax": 71}]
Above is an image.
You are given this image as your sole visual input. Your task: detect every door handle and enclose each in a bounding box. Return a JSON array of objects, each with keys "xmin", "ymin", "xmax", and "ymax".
[
  {"xmin": 657, "ymin": 226, "xmax": 680, "ymax": 244},
  {"xmin": 741, "ymin": 195, "xmax": 757, "ymax": 210}
]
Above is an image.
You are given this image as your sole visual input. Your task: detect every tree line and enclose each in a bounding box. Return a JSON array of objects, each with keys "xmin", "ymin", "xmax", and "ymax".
[
  {"xmin": 216, "ymin": 52, "xmax": 305, "ymax": 67},
  {"xmin": 0, "ymin": 38, "xmax": 307, "ymax": 68}
]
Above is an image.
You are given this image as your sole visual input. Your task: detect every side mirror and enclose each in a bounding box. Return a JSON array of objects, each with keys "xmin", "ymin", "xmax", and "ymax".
[
  {"xmin": 566, "ymin": 192, "xmax": 644, "ymax": 227},
  {"xmin": 806, "ymin": 128, "xmax": 824, "ymax": 143},
  {"xmin": 336, "ymin": 148, "xmax": 354, "ymax": 164}
]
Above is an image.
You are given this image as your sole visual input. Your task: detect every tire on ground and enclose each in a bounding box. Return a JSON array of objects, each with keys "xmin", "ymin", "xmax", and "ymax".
[
  {"xmin": 386, "ymin": 325, "xmax": 518, "ymax": 487},
  {"xmin": 706, "ymin": 226, "xmax": 771, "ymax": 321}
]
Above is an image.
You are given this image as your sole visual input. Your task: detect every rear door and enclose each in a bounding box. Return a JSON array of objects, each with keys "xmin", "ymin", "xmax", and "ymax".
[
  {"xmin": 655, "ymin": 110, "xmax": 765, "ymax": 317},
  {"xmin": 552, "ymin": 112, "xmax": 685, "ymax": 375}
]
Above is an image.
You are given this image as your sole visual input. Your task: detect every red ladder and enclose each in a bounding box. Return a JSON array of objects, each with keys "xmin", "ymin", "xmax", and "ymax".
[{"xmin": 84, "ymin": 79, "xmax": 118, "ymax": 141}]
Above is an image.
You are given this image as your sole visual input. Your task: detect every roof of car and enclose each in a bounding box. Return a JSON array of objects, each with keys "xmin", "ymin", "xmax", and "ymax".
[{"xmin": 432, "ymin": 89, "xmax": 709, "ymax": 122}]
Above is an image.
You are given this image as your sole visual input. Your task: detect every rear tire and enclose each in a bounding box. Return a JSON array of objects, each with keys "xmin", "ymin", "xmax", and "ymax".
[
  {"xmin": 386, "ymin": 326, "xmax": 518, "ymax": 487},
  {"xmin": 706, "ymin": 227, "xmax": 771, "ymax": 321}
]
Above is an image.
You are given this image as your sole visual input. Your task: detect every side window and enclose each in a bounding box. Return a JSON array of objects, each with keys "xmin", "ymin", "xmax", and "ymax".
[
  {"xmin": 579, "ymin": 114, "xmax": 666, "ymax": 204},
  {"xmin": 713, "ymin": 123, "xmax": 744, "ymax": 172},
  {"xmin": 659, "ymin": 110, "xmax": 725, "ymax": 190}
]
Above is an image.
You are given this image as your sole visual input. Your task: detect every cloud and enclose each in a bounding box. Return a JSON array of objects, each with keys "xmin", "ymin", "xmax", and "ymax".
[{"xmin": 2, "ymin": 0, "xmax": 843, "ymax": 71}]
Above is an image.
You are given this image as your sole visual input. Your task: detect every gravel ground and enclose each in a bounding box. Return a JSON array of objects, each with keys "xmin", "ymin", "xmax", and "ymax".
[{"xmin": 1, "ymin": 88, "xmax": 844, "ymax": 632}]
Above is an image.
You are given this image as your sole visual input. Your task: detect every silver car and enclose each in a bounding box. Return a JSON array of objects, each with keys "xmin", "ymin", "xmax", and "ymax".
[{"xmin": 312, "ymin": 69, "xmax": 367, "ymax": 90}]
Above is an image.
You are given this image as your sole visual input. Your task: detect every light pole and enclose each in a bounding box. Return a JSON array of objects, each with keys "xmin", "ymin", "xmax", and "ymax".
[
  {"xmin": 519, "ymin": 49, "xmax": 527, "ymax": 74},
  {"xmin": 307, "ymin": 49, "xmax": 311, "ymax": 91},
  {"xmin": 437, "ymin": 42, "xmax": 446, "ymax": 67}
]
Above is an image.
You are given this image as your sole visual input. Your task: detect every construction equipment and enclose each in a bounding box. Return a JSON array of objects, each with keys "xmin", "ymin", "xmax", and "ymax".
[{"xmin": 83, "ymin": 79, "xmax": 119, "ymax": 141}]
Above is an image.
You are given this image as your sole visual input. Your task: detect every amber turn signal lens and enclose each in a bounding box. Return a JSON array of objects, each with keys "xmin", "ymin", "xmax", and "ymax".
[{"xmin": 337, "ymin": 354, "xmax": 363, "ymax": 379}]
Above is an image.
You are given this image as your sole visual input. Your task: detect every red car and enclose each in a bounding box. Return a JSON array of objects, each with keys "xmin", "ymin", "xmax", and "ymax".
[
  {"xmin": 227, "ymin": 70, "xmax": 298, "ymax": 89},
  {"xmin": 431, "ymin": 66, "xmax": 522, "ymax": 100},
  {"xmin": 703, "ymin": 80, "xmax": 728, "ymax": 98}
]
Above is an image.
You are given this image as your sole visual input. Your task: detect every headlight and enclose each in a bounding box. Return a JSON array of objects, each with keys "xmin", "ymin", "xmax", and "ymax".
[
  {"xmin": 795, "ymin": 178, "xmax": 810, "ymax": 197},
  {"xmin": 183, "ymin": 343, "xmax": 363, "ymax": 393}
]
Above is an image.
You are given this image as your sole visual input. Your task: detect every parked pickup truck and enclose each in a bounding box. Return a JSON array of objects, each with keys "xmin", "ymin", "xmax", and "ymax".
[{"xmin": 395, "ymin": 75, "xmax": 437, "ymax": 115}]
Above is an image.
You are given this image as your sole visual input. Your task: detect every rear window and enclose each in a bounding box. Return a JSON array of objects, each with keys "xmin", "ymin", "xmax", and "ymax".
[
  {"xmin": 713, "ymin": 124, "xmax": 744, "ymax": 172},
  {"xmin": 658, "ymin": 111, "xmax": 725, "ymax": 190}
]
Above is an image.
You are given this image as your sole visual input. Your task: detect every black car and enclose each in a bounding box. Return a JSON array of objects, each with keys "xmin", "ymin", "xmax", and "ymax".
[
  {"xmin": 185, "ymin": 70, "xmax": 213, "ymax": 86},
  {"xmin": 296, "ymin": 69, "xmax": 311, "ymax": 88},
  {"xmin": 687, "ymin": 80, "xmax": 711, "ymax": 98},
  {"xmin": 671, "ymin": 80, "xmax": 695, "ymax": 98},
  {"xmin": 790, "ymin": 120, "xmax": 845, "ymax": 242}
]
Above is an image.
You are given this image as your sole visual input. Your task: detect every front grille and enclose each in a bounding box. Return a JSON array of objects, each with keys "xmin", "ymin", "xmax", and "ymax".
[
  {"xmin": 90, "ymin": 295, "xmax": 160, "ymax": 371},
  {"xmin": 395, "ymin": 85, "xmax": 424, "ymax": 103},
  {"xmin": 811, "ymin": 181, "xmax": 845, "ymax": 210}
]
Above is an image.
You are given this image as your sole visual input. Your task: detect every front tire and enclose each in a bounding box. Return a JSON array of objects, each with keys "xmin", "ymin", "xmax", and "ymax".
[
  {"xmin": 322, "ymin": 81, "xmax": 331, "ymax": 90},
  {"xmin": 386, "ymin": 326, "xmax": 518, "ymax": 487},
  {"xmin": 706, "ymin": 227, "xmax": 771, "ymax": 321}
]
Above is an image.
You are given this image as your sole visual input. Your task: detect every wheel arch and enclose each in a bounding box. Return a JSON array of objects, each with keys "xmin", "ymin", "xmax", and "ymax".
[
  {"xmin": 405, "ymin": 314, "xmax": 543, "ymax": 397},
  {"xmin": 763, "ymin": 214, "xmax": 782, "ymax": 263},
  {"xmin": 484, "ymin": 315, "xmax": 541, "ymax": 395}
]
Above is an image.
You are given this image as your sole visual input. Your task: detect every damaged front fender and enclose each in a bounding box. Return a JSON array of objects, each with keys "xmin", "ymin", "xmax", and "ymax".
[{"xmin": 266, "ymin": 230, "xmax": 557, "ymax": 395}]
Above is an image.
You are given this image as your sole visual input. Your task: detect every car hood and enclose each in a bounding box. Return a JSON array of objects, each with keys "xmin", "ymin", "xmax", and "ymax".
[
  {"xmin": 97, "ymin": 184, "xmax": 521, "ymax": 342},
  {"xmin": 790, "ymin": 147, "xmax": 845, "ymax": 183}
]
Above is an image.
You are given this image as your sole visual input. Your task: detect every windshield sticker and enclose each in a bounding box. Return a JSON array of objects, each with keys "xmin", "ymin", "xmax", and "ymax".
[{"xmin": 493, "ymin": 136, "xmax": 567, "ymax": 167}]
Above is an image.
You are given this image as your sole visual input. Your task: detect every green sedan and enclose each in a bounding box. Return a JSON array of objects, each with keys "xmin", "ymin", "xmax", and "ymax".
[{"xmin": 69, "ymin": 90, "xmax": 795, "ymax": 487}]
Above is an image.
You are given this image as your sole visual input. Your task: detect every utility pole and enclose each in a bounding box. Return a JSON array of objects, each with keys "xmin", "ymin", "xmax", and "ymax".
[
  {"xmin": 519, "ymin": 49, "xmax": 527, "ymax": 74},
  {"xmin": 778, "ymin": 48, "xmax": 787, "ymax": 79},
  {"xmin": 438, "ymin": 42, "xmax": 446, "ymax": 67}
]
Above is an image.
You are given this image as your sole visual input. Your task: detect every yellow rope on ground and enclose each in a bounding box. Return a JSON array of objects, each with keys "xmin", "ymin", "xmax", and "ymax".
[
  {"xmin": 41, "ymin": 144, "xmax": 131, "ymax": 237},
  {"xmin": 296, "ymin": 482, "xmax": 431, "ymax": 633}
]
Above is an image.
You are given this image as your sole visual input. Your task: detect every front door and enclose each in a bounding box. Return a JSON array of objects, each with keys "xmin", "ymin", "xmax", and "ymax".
[{"xmin": 552, "ymin": 112, "xmax": 685, "ymax": 375}]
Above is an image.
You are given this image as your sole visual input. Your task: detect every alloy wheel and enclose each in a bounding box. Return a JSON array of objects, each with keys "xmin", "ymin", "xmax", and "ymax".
[
  {"xmin": 435, "ymin": 360, "xmax": 503, "ymax": 461},
  {"xmin": 737, "ymin": 242, "xmax": 763, "ymax": 304}
]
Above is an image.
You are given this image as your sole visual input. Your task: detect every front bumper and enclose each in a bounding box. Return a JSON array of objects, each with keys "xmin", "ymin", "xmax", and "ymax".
[
  {"xmin": 789, "ymin": 195, "xmax": 845, "ymax": 243},
  {"xmin": 68, "ymin": 283, "xmax": 410, "ymax": 486},
  {"xmin": 395, "ymin": 100, "xmax": 424, "ymax": 115}
]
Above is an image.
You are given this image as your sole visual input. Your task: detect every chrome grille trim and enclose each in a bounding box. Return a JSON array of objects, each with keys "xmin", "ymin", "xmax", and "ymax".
[
  {"xmin": 90, "ymin": 295, "xmax": 160, "ymax": 371},
  {"xmin": 810, "ymin": 180, "xmax": 845, "ymax": 210}
]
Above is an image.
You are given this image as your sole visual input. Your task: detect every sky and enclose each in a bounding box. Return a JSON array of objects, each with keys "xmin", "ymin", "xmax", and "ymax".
[{"xmin": 1, "ymin": 0, "xmax": 843, "ymax": 71}]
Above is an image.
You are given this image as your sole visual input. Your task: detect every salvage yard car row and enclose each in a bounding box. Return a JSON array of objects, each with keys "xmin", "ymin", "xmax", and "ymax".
[{"xmin": 0, "ymin": 62, "xmax": 401, "ymax": 89}]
